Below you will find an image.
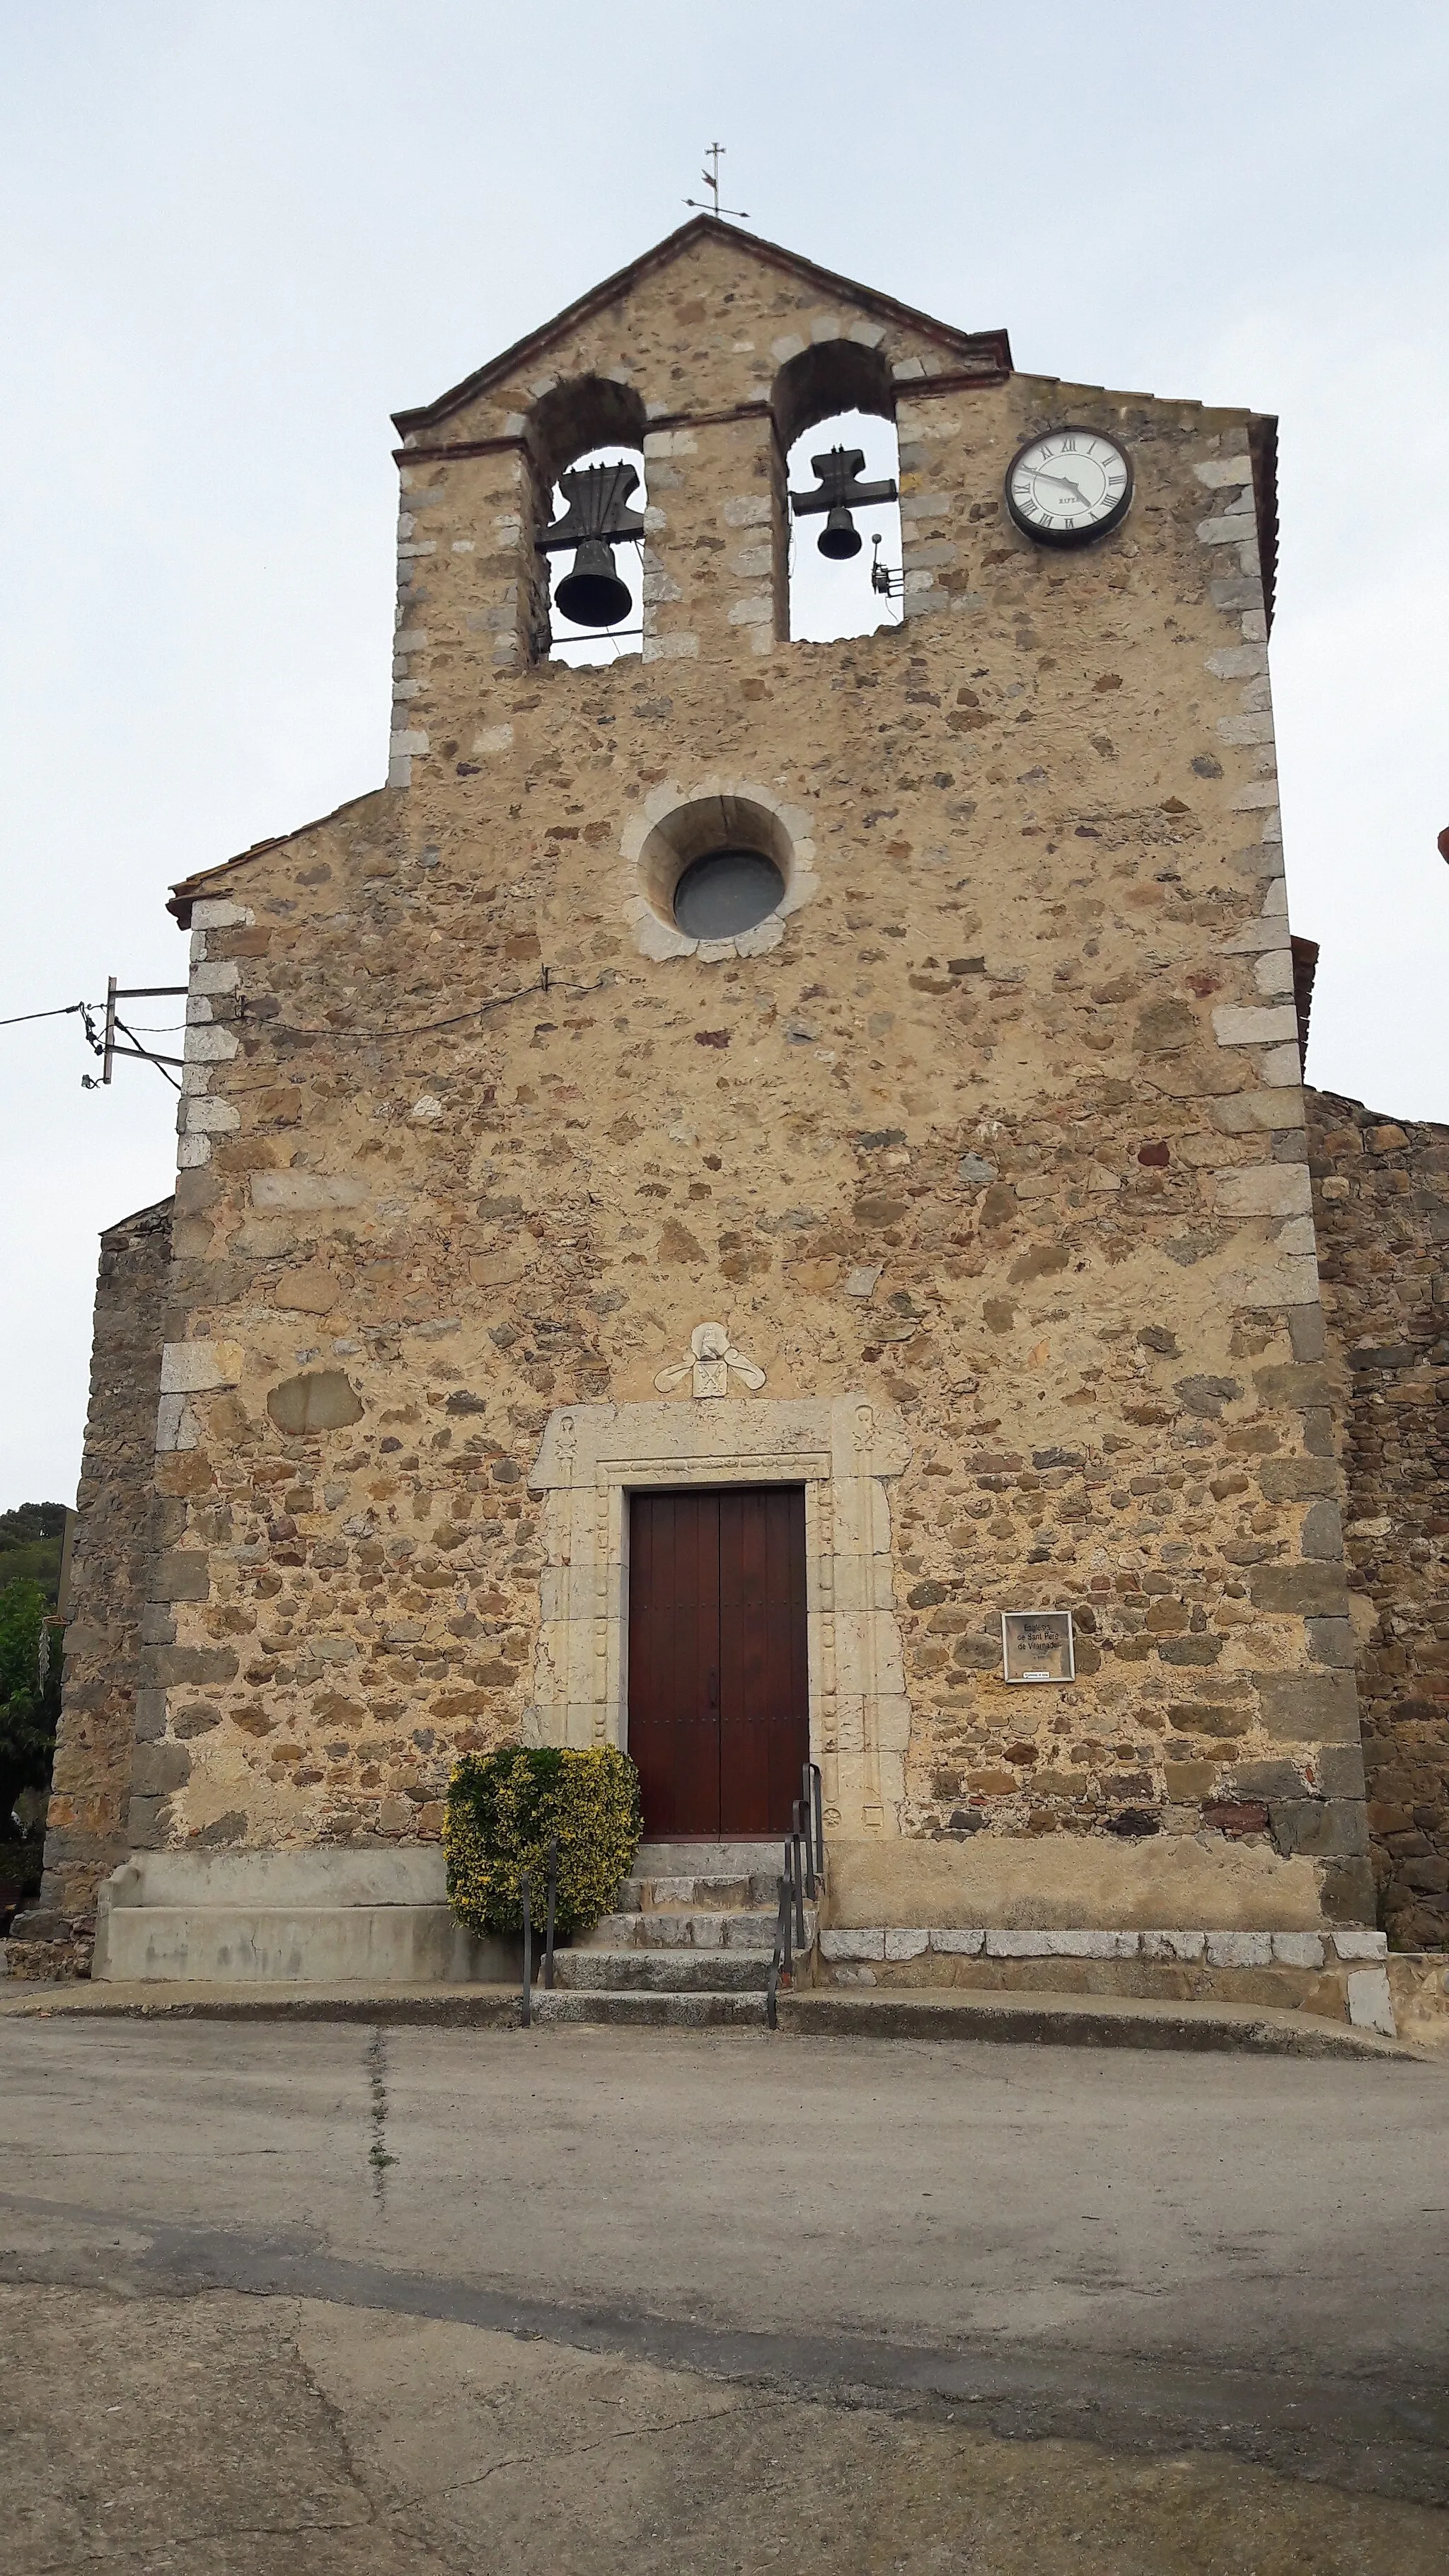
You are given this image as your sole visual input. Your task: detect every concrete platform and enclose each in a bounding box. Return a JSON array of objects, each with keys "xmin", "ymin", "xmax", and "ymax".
[
  {"xmin": 88, "ymin": 1848, "xmax": 516, "ymax": 1984},
  {"xmin": 93, "ymin": 1901, "xmax": 512, "ymax": 1984}
]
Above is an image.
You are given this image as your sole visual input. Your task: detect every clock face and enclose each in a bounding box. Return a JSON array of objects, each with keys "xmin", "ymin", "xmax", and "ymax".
[{"xmin": 1006, "ymin": 428, "xmax": 1133, "ymax": 546}]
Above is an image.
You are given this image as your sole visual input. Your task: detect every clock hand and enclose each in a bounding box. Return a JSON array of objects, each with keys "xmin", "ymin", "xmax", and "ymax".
[{"xmin": 1036, "ymin": 469, "xmax": 1090, "ymax": 502}]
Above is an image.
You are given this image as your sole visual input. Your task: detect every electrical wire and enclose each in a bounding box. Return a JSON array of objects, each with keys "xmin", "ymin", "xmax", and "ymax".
[
  {"xmin": 110, "ymin": 1013, "xmax": 181, "ymax": 1090},
  {"xmin": 2, "ymin": 969, "xmax": 623, "ymax": 1099},
  {"xmin": 260, "ymin": 968, "xmax": 618, "ymax": 1044},
  {"xmin": 0, "ymin": 1000, "xmax": 92, "ymax": 1027}
]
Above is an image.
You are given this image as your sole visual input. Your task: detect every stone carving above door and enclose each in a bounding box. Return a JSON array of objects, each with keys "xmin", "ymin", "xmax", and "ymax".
[{"xmin": 653, "ymin": 1321, "xmax": 766, "ymax": 1398}]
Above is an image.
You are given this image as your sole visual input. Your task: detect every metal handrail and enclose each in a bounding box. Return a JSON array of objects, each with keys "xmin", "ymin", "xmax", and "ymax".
[
  {"xmin": 766, "ymin": 1763, "xmax": 826, "ymax": 2030},
  {"xmin": 521, "ymin": 1869, "xmax": 532, "ymax": 2028},
  {"xmin": 521, "ymin": 1837, "xmax": 560, "ymax": 2028},
  {"xmin": 766, "ymin": 1847, "xmax": 795, "ymax": 2030},
  {"xmin": 544, "ymin": 1834, "xmax": 558, "ymax": 1989}
]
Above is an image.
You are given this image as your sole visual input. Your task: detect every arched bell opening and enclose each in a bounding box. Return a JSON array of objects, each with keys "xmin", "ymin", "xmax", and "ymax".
[
  {"xmin": 526, "ymin": 376, "xmax": 650, "ymax": 666},
  {"xmin": 772, "ymin": 342, "xmax": 904, "ymax": 646}
]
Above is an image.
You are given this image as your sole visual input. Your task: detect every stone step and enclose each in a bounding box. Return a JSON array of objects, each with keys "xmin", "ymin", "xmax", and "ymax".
[
  {"xmin": 579, "ymin": 1907, "xmax": 814, "ymax": 1953},
  {"xmin": 635, "ymin": 1842, "xmax": 790, "ymax": 1880},
  {"xmin": 618, "ymin": 1873, "xmax": 785, "ymax": 1914},
  {"xmin": 529, "ymin": 1988, "xmax": 769, "ymax": 2030},
  {"xmin": 550, "ymin": 1949, "xmax": 774, "ymax": 1994}
]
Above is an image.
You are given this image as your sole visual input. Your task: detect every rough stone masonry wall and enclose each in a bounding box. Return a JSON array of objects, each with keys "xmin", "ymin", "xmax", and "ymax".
[
  {"xmin": 1307, "ymin": 1087, "xmax": 1449, "ymax": 1947},
  {"xmin": 8, "ymin": 1198, "xmax": 171, "ymax": 1975},
  {"xmin": 96, "ymin": 231, "xmax": 1371, "ymax": 1935}
]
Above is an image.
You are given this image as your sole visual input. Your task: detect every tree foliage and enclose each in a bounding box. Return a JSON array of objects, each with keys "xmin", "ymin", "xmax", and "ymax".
[
  {"xmin": 0, "ymin": 1576, "xmax": 62, "ymax": 1830},
  {"xmin": 0, "ymin": 1502, "xmax": 67, "ymax": 1605}
]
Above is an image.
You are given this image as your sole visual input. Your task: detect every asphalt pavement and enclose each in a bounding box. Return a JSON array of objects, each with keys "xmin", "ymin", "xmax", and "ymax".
[{"xmin": 4, "ymin": 2018, "xmax": 1448, "ymax": 2571}]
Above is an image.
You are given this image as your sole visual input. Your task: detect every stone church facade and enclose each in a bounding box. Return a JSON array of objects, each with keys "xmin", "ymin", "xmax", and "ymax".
[{"xmin": 15, "ymin": 219, "xmax": 1445, "ymax": 2018}]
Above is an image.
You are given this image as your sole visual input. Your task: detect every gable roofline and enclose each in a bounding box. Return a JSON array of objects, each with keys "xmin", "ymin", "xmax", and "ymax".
[
  {"xmin": 166, "ymin": 788, "xmax": 385, "ymax": 928},
  {"xmin": 392, "ymin": 216, "xmax": 1012, "ymax": 438},
  {"xmin": 1247, "ymin": 412, "xmax": 1278, "ymax": 636}
]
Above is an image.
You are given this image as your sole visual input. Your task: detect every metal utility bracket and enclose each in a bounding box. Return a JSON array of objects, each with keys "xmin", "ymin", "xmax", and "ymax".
[{"xmin": 94, "ymin": 977, "xmax": 189, "ymax": 1086}]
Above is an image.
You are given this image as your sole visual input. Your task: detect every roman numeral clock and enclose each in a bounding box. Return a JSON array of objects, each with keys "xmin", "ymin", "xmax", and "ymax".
[{"xmin": 1006, "ymin": 427, "xmax": 1133, "ymax": 543}]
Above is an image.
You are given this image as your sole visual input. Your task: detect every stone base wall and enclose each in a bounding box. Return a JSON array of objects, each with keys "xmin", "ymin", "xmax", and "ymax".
[
  {"xmin": 814, "ymin": 1934, "xmax": 1395, "ymax": 2034},
  {"xmin": 7, "ymin": 1198, "xmax": 172, "ymax": 1977},
  {"xmin": 1307, "ymin": 1090, "xmax": 1449, "ymax": 1946},
  {"xmin": 1385, "ymin": 1953, "xmax": 1449, "ymax": 2051}
]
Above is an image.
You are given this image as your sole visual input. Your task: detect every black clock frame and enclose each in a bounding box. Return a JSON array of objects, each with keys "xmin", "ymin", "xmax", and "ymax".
[{"xmin": 1005, "ymin": 427, "xmax": 1134, "ymax": 549}]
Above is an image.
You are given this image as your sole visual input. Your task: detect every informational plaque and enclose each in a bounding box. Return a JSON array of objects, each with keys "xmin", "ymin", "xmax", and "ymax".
[{"xmin": 1000, "ymin": 1609, "xmax": 1075, "ymax": 1685}]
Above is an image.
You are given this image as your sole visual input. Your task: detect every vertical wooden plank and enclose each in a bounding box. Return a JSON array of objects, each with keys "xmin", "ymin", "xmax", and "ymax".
[
  {"xmin": 627, "ymin": 1489, "xmax": 724, "ymax": 1836},
  {"xmin": 718, "ymin": 1489, "xmax": 746, "ymax": 1830},
  {"xmin": 719, "ymin": 1488, "xmax": 768, "ymax": 1832},
  {"xmin": 715, "ymin": 1484, "xmax": 809, "ymax": 1835},
  {"xmin": 686, "ymin": 1489, "xmax": 721, "ymax": 1832}
]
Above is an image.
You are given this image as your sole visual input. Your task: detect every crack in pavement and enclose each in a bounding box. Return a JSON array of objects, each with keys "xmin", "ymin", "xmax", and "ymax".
[
  {"xmin": 25, "ymin": 2516, "xmax": 384, "ymax": 2572},
  {"xmin": 3, "ymin": 2188, "xmax": 1447, "ymax": 2505},
  {"xmin": 401, "ymin": 2395, "xmax": 794, "ymax": 2509},
  {"xmin": 366, "ymin": 2026, "xmax": 398, "ymax": 2201},
  {"xmin": 287, "ymin": 2289, "xmax": 400, "ymax": 2546}
]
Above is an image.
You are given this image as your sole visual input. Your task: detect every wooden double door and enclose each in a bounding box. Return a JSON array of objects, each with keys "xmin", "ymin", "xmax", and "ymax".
[{"xmin": 627, "ymin": 1486, "xmax": 809, "ymax": 1838}]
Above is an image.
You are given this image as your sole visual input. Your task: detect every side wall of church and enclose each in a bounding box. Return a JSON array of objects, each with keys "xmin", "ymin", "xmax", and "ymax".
[
  {"xmin": 65, "ymin": 238, "xmax": 1376, "ymax": 1939},
  {"xmin": 1308, "ymin": 1087, "xmax": 1449, "ymax": 1947},
  {"xmin": 8, "ymin": 1198, "xmax": 172, "ymax": 1974}
]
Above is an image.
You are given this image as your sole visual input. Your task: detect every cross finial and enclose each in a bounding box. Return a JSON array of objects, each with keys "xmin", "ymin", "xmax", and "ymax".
[{"xmin": 684, "ymin": 141, "xmax": 748, "ymax": 221}]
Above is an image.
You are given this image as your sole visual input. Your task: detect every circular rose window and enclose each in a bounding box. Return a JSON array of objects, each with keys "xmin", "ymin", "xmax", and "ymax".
[
  {"xmin": 672, "ymin": 848, "xmax": 785, "ymax": 940},
  {"xmin": 623, "ymin": 786, "xmax": 816, "ymax": 961}
]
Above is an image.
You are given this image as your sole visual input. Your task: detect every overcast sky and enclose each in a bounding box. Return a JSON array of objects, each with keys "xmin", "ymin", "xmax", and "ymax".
[{"xmin": 2, "ymin": 1, "xmax": 1447, "ymax": 1508}]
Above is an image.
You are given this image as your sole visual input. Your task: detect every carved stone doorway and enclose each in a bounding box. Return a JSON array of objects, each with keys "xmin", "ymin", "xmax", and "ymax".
[{"xmin": 528, "ymin": 1395, "xmax": 913, "ymax": 1839}]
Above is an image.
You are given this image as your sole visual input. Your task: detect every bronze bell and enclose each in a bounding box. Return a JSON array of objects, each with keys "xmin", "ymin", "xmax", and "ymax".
[
  {"xmin": 817, "ymin": 503, "xmax": 862, "ymax": 560},
  {"xmin": 790, "ymin": 444, "xmax": 898, "ymax": 564},
  {"xmin": 555, "ymin": 538, "xmax": 633, "ymax": 630}
]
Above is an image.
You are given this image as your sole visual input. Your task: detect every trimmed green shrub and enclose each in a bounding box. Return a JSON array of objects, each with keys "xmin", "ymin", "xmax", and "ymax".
[{"xmin": 444, "ymin": 1744, "xmax": 642, "ymax": 1940}]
